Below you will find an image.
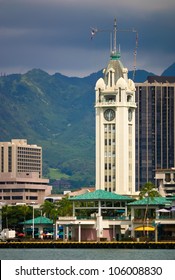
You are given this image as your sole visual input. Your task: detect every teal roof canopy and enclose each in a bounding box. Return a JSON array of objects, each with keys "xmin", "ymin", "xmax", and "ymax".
[
  {"xmin": 69, "ymin": 189, "xmax": 133, "ymax": 201},
  {"xmin": 21, "ymin": 216, "xmax": 53, "ymax": 225},
  {"xmin": 128, "ymin": 197, "xmax": 172, "ymax": 206}
]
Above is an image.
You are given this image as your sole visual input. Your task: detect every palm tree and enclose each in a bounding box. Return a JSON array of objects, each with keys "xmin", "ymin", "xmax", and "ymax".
[
  {"xmin": 40, "ymin": 200, "xmax": 57, "ymax": 219},
  {"xmin": 2, "ymin": 205, "xmax": 11, "ymax": 228},
  {"xmin": 57, "ymin": 197, "xmax": 73, "ymax": 217},
  {"xmin": 139, "ymin": 182, "xmax": 160, "ymax": 237}
]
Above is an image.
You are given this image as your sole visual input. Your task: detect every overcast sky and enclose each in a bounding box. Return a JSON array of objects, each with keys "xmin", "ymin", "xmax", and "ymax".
[{"xmin": 0, "ymin": 0, "xmax": 175, "ymax": 77}]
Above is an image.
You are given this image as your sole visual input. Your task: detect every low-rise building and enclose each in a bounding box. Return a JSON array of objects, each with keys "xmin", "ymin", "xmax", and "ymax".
[
  {"xmin": 0, "ymin": 172, "xmax": 52, "ymax": 205},
  {"xmin": 129, "ymin": 196, "xmax": 175, "ymax": 241},
  {"xmin": 55, "ymin": 190, "xmax": 134, "ymax": 242}
]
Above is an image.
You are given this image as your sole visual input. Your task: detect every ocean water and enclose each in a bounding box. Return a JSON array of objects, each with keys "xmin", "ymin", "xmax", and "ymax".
[{"xmin": 0, "ymin": 248, "xmax": 175, "ymax": 260}]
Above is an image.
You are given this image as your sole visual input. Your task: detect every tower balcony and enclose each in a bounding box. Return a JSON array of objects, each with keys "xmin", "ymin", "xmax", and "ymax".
[{"xmin": 95, "ymin": 100, "xmax": 136, "ymax": 108}]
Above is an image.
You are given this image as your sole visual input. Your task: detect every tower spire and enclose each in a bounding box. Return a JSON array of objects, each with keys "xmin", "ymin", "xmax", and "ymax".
[
  {"xmin": 113, "ymin": 18, "xmax": 117, "ymax": 53},
  {"xmin": 110, "ymin": 18, "xmax": 120, "ymax": 60}
]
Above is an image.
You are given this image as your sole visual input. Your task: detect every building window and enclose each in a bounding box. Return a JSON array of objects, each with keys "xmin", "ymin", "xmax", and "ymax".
[
  {"xmin": 12, "ymin": 189, "xmax": 24, "ymax": 192},
  {"xmin": 29, "ymin": 196, "xmax": 37, "ymax": 200},
  {"xmin": 8, "ymin": 146, "xmax": 12, "ymax": 172},
  {"xmin": 110, "ymin": 71, "xmax": 113, "ymax": 87},
  {"xmin": 3, "ymin": 196, "xmax": 10, "ymax": 200},
  {"xmin": 12, "ymin": 196, "xmax": 23, "ymax": 200},
  {"xmin": 165, "ymin": 173, "xmax": 171, "ymax": 182},
  {"xmin": 1, "ymin": 146, "xmax": 4, "ymax": 172},
  {"xmin": 119, "ymin": 88, "xmax": 121, "ymax": 102}
]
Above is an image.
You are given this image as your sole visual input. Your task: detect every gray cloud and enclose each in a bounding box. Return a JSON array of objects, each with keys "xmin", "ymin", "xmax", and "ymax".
[{"xmin": 0, "ymin": 0, "xmax": 175, "ymax": 76}]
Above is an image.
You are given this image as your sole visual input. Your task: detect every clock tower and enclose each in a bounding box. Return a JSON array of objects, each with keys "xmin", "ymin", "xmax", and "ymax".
[{"xmin": 95, "ymin": 19, "xmax": 137, "ymax": 195}]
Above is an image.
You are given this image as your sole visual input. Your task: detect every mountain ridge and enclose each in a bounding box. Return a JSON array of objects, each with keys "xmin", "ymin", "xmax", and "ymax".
[{"xmin": 0, "ymin": 63, "xmax": 175, "ymax": 189}]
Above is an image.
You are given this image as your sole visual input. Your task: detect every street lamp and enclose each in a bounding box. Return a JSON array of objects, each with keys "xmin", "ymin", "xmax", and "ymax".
[
  {"xmin": 0, "ymin": 204, "xmax": 2, "ymax": 232},
  {"xmin": 146, "ymin": 218, "xmax": 149, "ymax": 238},
  {"xmin": 113, "ymin": 219, "xmax": 115, "ymax": 240},
  {"xmin": 31, "ymin": 202, "xmax": 35, "ymax": 239},
  {"xmin": 78, "ymin": 222, "xmax": 81, "ymax": 242}
]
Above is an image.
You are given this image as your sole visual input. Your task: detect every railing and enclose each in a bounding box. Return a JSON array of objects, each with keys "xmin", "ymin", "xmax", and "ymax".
[
  {"xmin": 157, "ymin": 215, "xmax": 175, "ymax": 220},
  {"xmin": 103, "ymin": 216, "xmax": 130, "ymax": 220},
  {"xmin": 133, "ymin": 216, "xmax": 175, "ymax": 222},
  {"xmin": 76, "ymin": 216, "xmax": 130, "ymax": 220},
  {"xmin": 95, "ymin": 101, "xmax": 136, "ymax": 107},
  {"xmin": 132, "ymin": 218, "xmax": 154, "ymax": 223},
  {"xmin": 77, "ymin": 216, "xmax": 96, "ymax": 220}
]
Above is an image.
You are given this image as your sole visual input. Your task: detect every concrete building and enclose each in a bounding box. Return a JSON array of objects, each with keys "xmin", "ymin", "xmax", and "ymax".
[
  {"xmin": 95, "ymin": 19, "xmax": 137, "ymax": 195},
  {"xmin": 135, "ymin": 77, "xmax": 175, "ymax": 191},
  {"xmin": 155, "ymin": 168, "xmax": 175, "ymax": 197},
  {"xmin": 0, "ymin": 139, "xmax": 42, "ymax": 177},
  {"xmin": 0, "ymin": 139, "xmax": 52, "ymax": 205}
]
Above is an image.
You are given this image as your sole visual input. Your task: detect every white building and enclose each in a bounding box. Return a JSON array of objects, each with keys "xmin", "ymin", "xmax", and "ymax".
[{"xmin": 95, "ymin": 19, "xmax": 137, "ymax": 195}]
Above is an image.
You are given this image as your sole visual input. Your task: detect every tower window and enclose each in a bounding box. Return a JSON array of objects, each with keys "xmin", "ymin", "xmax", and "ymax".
[
  {"xmin": 110, "ymin": 71, "xmax": 113, "ymax": 87},
  {"xmin": 119, "ymin": 88, "xmax": 121, "ymax": 102}
]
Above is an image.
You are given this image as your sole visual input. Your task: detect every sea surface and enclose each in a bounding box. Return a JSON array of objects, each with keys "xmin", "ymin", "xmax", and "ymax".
[{"xmin": 0, "ymin": 248, "xmax": 175, "ymax": 260}]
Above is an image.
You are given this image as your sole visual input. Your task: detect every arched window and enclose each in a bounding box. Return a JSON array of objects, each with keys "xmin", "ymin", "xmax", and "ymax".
[
  {"xmin": 110, "ymin": 71, "xmax": 113, "ymax": 87},
  {"xmin": 119, "ymin": 87, "xmax": 121, "ymax": 102}
]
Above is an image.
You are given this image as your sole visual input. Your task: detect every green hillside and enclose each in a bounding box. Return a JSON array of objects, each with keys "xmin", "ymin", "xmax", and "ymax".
[
  {"xmin": 0, "ymin": 67, "xmax": 158, "ymax": 190},
  {"xmin": 0, "ymin": 69, "xmax": 97, "ymax": 188}
]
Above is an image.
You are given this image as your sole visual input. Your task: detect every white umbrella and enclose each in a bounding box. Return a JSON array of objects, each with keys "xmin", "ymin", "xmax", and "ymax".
[
  {"xmin": 171, "ymin": 206, "xmax": 175, "ymax": 212},
  {"xmin": 156, "ymin": 208, "xmax": 170, "ymax": 212}
]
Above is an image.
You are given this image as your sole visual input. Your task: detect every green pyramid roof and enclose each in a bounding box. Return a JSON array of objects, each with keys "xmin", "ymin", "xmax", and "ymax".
[
  {"xmin": 21, "ymin": 216, "xmax": 53, "ymax": 225},
  {"xmin": 69, "ymin": 189, "xmax": 133, "ymax": 201},
  {"xmin": 128, "ymin": 197, "xmax": 172, "ymax": 206}
]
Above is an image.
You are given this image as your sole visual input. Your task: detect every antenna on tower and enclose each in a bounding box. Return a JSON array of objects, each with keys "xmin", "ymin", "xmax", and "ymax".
[
  {"xmin": 90, "ymin": 18, "xmax": 138, "ymax": 80},
  {"xmin": 113, "ymin": 18, "xmax": 117, "ymax": 54}
]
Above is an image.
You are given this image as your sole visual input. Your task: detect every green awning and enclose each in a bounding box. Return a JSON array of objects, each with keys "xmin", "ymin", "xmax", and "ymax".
[
  {"xmin": 69, "ymin": 190, "xmax": 133, "ymax": 201},
  {"xmin": 20, "ymin": 216, "xmax": 53, "ymax": 225}
]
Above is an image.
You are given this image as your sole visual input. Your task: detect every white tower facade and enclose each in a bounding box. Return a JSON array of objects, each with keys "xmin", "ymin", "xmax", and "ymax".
[{"xmin": 95, "ymin": 20, "xmax": 137, "ymax": 195}]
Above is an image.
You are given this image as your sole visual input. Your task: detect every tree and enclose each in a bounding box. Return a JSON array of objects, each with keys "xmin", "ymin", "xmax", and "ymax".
[
  {"xmin": 2, "ymin": 205, "xmax": 11, "ymax": 228},
  {"xmin": 57, "ymin": 196, "xmax": 73, "ymax": 217},
  {"xmin": 40, "ymin": 200, "xmax": 57, "ymax": 219},
  {"xmin": 139, "ymin": 181, "xmax": 160, "ymax": 237},
  {"xmin": 40, "ymin": 197, "xmax": 73, "ymax": 220}
]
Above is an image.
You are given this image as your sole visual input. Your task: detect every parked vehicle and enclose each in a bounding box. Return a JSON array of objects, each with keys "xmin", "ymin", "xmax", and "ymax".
[{"xmin": 0, "ymin": 228, "xmax": 17, "ymax": 242}]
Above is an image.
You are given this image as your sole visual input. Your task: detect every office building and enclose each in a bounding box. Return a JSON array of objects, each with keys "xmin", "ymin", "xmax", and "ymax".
[
  {"xmin": 0, "ymin": 139, "xmax": 52, "ymax": 205},
  {"xmin": 135, "ymin": 76, "xmax": 175, "ymax": 190},
  {"xmin": 0, "ymin": 139, "xmax": 42, "ymax": 177}
]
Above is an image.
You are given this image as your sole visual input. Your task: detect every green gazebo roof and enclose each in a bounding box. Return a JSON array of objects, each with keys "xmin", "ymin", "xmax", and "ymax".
[
  {"xmin": 69, "ymin": 189, "xmax": 133, "ymax": 201},
  {"xmin": 21, "ymin": 216, "xmax": 53, "ymax": 225},
  {"xmin": 128, "ymin": 197, "xmax": 172, "ymax": 206}
]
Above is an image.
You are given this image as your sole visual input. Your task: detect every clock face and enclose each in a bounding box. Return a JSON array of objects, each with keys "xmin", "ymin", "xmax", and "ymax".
[
  {"xmin": 128, "ymin": 109, "xmax": 132, "ymax": 121},
  {"xmin": 104, "ymin": 109, "xmax": 115, "ymax": 121}
]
